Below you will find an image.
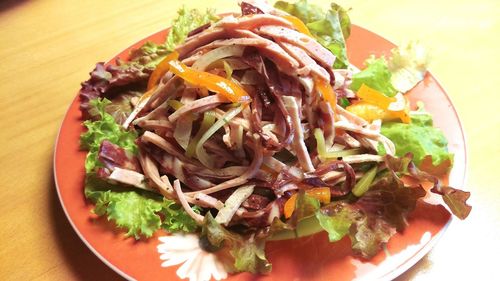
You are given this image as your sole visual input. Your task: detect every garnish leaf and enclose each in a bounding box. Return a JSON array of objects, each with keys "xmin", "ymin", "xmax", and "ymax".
[
  {"xmin": 85, "ymin": 175, "xmax": 200, "ymax": 239},
  {"xmin": 202, "ymin": 214, "xmax": 272, "ymax": 274},
  {"xmin": 351, "ymin": 57, "xmax": 397, "ymax": 97},
  {"xmin": 165, "ymin": 7, "xmax": 219, "ymax": 51},
  {"xmin": 381, "ymin": 108, "xmax": 453, "ymax": 171},
  {"xmin": 275, "ymin": 0, "xmax": 351, "ymax": 68},
  {"xmin": 80, "ymin": 98, "xmax": 138, "ymax": 173}
]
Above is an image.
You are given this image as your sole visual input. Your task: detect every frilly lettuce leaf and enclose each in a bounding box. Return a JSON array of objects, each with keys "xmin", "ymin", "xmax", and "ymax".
[
  {"xmin": 85, "ymin": 175, "xmax": 200, "ymax": 239},
  {"xmin": 386, "ymin": 154, "xmax": 472, "ymax": 220},
  {"xmin": 202, "ymin": 213, "xmax": 272, "ymax": 274},
  {"xmin": 80, "ymin": 98, "xmax": 138, "ymax": 173},
  {"xmin": 161, "ymin": 199, "xmax": 201, "ymax": 233},
  {"xmin": 275, "ymin": 0, "xmax": 351, "ymax": 69},
  {"xmin": 350, "ymin": 57, "xmax": 397, "ymax": 97},
  {"xmin": 355, "ymin": 172, "xmax": 426, "ymax": 232},
  {"xmin": 128, "ymin": 41, "xmax": 171, "ymax": 69},
  {"xmin": 86, "ymin": 188, "xmax": 163, "ymax": 239},
  {"xmin": 381, "ymin": 108, "xmax": 453, "ymax": 169},
  {"xmin": 316, "ymin": 201, "xmax": 396, "ymax": 259},
  {"xmin": 165, "ymin": 6, "xmax": 219, "ymax": 51},
  {"xmin": 315, "ymin": 203, "xmax": 352, "ymax": 242},
  {"xmin": 388, "ymin": 40, "xmax": 430, "ymax": 93}
]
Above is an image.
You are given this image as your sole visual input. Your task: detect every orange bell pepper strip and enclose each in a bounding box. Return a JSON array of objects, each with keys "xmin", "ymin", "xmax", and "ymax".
[
  {"xmin": 147, "ymin": 51, "xmax": 180, "ymax": 90},
  {"xmin": 168, "ymin": 59, "xmax": 251, "ymax": 103},
  {"xmin": 347, "ymin": 96, "xmax": 411, "ymax": 123},
  {"xmin": 284, "ymin": 187, "xmax": 331, "ymax": 219},
  {"xmin": 314, "ymin": 75, "xmax": 337, "ymax": 114},
  {"xmin": 281, "ymin": 15, "xmax": 314, "ymax": 37},
  {"xmin": 356, "ymin": 84, "xmax": 396, "ymax": 109}
]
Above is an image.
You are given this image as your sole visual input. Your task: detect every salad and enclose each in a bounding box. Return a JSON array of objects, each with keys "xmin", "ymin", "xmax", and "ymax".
[{"xmin": 77, "ymin": 0, "xmax": 471, "ymax": 278}]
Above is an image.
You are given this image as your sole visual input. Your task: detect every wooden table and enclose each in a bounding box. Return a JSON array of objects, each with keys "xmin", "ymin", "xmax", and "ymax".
[{"xmin": 1, "ymin": 0, "xmax": 498, "ymax": 280}]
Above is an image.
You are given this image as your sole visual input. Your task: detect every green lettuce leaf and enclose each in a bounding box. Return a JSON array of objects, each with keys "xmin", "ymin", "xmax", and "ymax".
[
  {"xmin": 86, "ymin": 188, "xmax": 163, "ymax": 239},
  {"xmin": 160, "ymin": 199, "xmax": 200, "ymax": 233},
  {"xmin": 80, "ymin": 98, "xmax": 138, "ymax": 173},
  {"xmin": 165, "ymin": 6, "xmax": 219, "ymax": 51},
  {"xmin": 316, "ymin": 201, "xmax": 396, "ymax": 259},
  {"xmin": 350, "ymin": 57, "xmax": 397, "ymax": 97},
  {"xmin": 128, "ymin": 41, "xmax": 171, "ymax": 69},
  {"xmin": 315, "ymin": 202, "xmax": 353, "ymax": 242},
  {"xmin": 85, "ymin": 175, "xmax": 200, "ymax": 239},
  {"xmin": 275, "ymin": 0, "xmax": 351, "ymax": 69},
  {"xmin": 381, "ymin": 109, "xmax": 453, "ymax": 167},
  {"xmin": 202, "ymin": 214, "xmax": 271, "ymax": 274}
]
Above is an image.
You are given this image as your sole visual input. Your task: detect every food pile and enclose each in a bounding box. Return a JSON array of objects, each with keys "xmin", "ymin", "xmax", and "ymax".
[{"xmin": 78, "ymin": 0, "xmax": 471, "ymax": 275}]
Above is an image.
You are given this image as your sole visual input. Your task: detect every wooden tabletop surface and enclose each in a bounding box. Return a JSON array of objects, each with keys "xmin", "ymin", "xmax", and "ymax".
[{"xmin": 1, "ymin": 0, "xmax": 498, "ymax": 280}]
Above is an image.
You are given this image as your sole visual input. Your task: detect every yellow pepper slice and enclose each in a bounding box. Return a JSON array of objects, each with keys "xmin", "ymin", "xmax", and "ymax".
[
  {"xmin": 147, "ymin": 51, "xmax": 180, "ymax": 90},
  {"xmin": 347, "ymin": 99, "xmax": 411, "ymax": 123},
  {"xmin": 356, "ymin": 83, "xmax": 396, "ymax": 109},
  {"xmin": 314, "ymin": 75, "xmax": 337, "ymax": 114},
  {"xmin": 281, "ymin": 15, "xmax": 314, "ymax": 37},
  {"xmin": 349, "ymin": 84, "xmax": 411, "ymax": 123},
  {"xmin": 346, "ymin": 101, "xmax": 386, "ymax": 122},
  {"xmin": 284, "ymin": 187, "xmax": 331, "ymax": 219},
  {"xmin": 168, "ymin": 59, "xmax": 251, "ymax": 103}
]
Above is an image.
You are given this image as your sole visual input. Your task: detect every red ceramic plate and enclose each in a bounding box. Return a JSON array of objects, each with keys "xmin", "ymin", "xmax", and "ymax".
[{"xmin": 54, "ymin": 24, "xmax": 466, "ymax": 281}]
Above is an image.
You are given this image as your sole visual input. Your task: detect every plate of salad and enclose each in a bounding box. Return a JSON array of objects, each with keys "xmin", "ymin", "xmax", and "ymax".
[{"xmin": 54, "ymin": 0, "xmax": 471, "ymax": 280}]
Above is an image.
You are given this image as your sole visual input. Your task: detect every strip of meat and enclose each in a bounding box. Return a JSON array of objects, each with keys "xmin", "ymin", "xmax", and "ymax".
[
  {"xmin": 215, "ymin": 184, "xmax": 255, "ymax": 225},
  {"xmin": 283, "ymin": 96, "xmax": 314, "ymax": 172},
  {"xmin": 140, "ymin": 131, "xmax": 194, "ymax": 164},
  {"xmin": 176, "ymin": 27, "xmax": 227, "ymax": 59},
  {"xmin": 314, "ymin": 160, "xmax": 357, "ymax": 192},
  {"xmin": 136, "ymin": 119, "xmax": 174, "ymax": 131},
  {"xmin": 213, "ymin": 108, "xmax": 250, "ymax": 131},
  {"xmin": 377, "ymin": 134, "xmax": 396, "ymax": 156},
  {"xmin": 107, "ymin": 167, "xmax": 150, "ymax": 190},
  {"xmin": 192, "ymin": 193, "xmax": 224, "ymax": 209},
  {"xmin": 184, "ymin": 165, "xmax": 248, "ymax": 180},
  {"xmin": 122, "ymin": 73, "xmax": 177, "ymax": 128},
  {"xmin": 186, "ymin": 135, "xmax": 264, "ymax": 195},
  {"xmin": 137, "ymin": 149, "xmax": 174, "ymax": 196},
  {"xmin": 319, "ymin": 101, "xmax": 336, "ymax": 148},
  {"xmin": 334, "ymin": 120, "xmax": 380, "ymax": 138},
  {"xmin": 98, "ymin": 140, "xmax": 141, "ymax": 172},
  {"xmin": 278, "ymin": 41, "xmax": 330, "ymax": 81},
  {"xmin": 168, "ymin": 95, "xmax": 226, "ymax": 123},
  {"xmin": 216, "ymin": 14, "xmax": 293, "ymax": 31},
  {"xmin": 242, "ymin": 53, "xmax": 294, "ymax": 147},
  {"xmin": 341, "ymin": 154, "xmax": 384, "ymax": 164},
  {"xmin": 336, "ymin": 104, "xmax": 368, "ymax": 127},
  {"xmin": 173, "ymin": 179, "xmax": 204, "ymax": 224},
  {"xmin": 195, "ymin": 31, "xmax": 300, "ymax": 77},
  {"xmin": 204, "ymin": 139, "xmax": 240, "ymax": 168},
  {"xmin": 157, "ymin": 154, "xmax": 215, "ymax": 191},
  {"xmin": 256, "ymin": 25, "xmax": 336, "ymax": 67}
]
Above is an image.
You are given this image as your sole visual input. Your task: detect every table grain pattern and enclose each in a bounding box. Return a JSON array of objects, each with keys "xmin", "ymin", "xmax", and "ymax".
[{"xmin": 0, "ymin": 0, "xmax": 498, "ymax": 280}]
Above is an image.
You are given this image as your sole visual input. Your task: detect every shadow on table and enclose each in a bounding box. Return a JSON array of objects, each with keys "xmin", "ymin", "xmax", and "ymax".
[
  {"xmin": 0, "ymin": 0, "xmax": 28, "ymax": 13},
  {"xmin": 48, "ymin": 159, "xmax": 123, "ymax": 281}
]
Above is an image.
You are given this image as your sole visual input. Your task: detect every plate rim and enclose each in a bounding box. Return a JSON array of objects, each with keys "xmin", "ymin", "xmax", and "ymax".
[{"xmin": 52, "ymin": 23, "xmax": 467, "ymax": 281}]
